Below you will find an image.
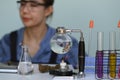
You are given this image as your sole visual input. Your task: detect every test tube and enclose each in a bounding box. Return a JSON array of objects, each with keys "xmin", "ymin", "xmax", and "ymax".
[
  {"xmin": 108, "ymin": 32, "xmax": 116, "ymax": 79},
  {"xmin": 96, "ymin": 32, "xmax": 104, "ymax": 79},
  {"xmin": 88, "ymin": 20, "xmax": 94, "ymax": 56},
  {"xmin": 117, "ymin": 20, "xmax": 120, "ymax": 49},
  {"xmin": 118, "ymin": 64, "xmax": 120, "ymax": 78}
]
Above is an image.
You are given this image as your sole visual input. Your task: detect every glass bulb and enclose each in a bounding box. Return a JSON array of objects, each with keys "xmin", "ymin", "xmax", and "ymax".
[{"xmin": 50, "ymin": 33, "xmax": 72, "ymax": 54}]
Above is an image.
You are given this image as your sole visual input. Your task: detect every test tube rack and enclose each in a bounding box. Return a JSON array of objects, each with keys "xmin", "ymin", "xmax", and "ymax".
[{"xmin": 95, "ymin": 50, "xmax": 120, "ymax": 79}]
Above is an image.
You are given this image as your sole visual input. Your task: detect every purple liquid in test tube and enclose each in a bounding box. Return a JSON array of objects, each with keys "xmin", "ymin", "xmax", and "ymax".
[
  {"xmin": 96, "ymin": 51, "xmax": 103, "ymax": 78},
  {"xmin": 96, "ymin": 32, "xmax": 104, "ymax": 79}
]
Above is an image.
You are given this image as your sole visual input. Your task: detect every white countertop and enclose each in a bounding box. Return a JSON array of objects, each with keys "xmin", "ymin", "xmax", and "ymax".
[
  {"xmin": 0, "ymin": 73, "xmax": 97, "ymax": 80},
  {"xmin": 0, "ymin": 64, "xmax": 97, "ymax": 80}
]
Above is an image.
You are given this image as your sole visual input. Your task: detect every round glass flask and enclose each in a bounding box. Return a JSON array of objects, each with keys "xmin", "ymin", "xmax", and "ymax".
[{"xmin": 50, "ymin": 27, "xmax": 72, "ymax": 54}]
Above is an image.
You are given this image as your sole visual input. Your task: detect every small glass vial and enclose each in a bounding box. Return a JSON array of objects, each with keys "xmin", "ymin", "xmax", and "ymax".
[
  {"xmin": 18, "ymin": 45, "xmax": 33, "ymax": 75},
  {"xmin": 60, "ymin": 59, "xmax": 68, "ymax": 72}
]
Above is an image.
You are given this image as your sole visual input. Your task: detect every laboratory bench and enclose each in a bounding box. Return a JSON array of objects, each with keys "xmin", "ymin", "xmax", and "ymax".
[
  {"xmin": 0, "ymin": 57, "xmax": 119, "ymax": 80},
  {"xmin": 0, "ymin": 64, "xmax": 97, "ymax": 80},
  {"xmin": 0, "ymin": 57, "xmax": 96, "ymax": 80}
]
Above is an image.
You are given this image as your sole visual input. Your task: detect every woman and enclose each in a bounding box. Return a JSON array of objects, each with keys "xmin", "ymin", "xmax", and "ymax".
[{"xmin": 0, "ymin": 0, "xmax": 78, "ymax": 68}]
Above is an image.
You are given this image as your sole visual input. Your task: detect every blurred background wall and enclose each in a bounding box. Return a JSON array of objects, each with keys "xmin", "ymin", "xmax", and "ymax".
[{"xmin": 0, "ymin": 0, "xmax": 120, "ymax": 56}]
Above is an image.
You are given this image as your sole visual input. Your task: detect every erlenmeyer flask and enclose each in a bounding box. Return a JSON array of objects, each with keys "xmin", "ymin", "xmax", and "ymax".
[{"xmin": 18, "ymin": 45, "xmax": 33, "ymax": 75}]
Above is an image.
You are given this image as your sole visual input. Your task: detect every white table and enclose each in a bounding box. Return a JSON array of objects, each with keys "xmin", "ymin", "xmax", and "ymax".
[
  {"xmin": 0, "ymin": 64, "xmax": 97, "ymax": 80},
  {"xmin": 0, "ymin": 73, "xmax": 97, "ymax": 80},
  {"xmin": 0, "ymin": 64, "xmax": 54, "ymax": 80}
]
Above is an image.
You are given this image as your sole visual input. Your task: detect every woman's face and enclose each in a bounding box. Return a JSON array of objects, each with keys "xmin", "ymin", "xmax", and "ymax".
[{"xmin": 19, "ymin": 0, "xmax": 52, "ymax": 28}]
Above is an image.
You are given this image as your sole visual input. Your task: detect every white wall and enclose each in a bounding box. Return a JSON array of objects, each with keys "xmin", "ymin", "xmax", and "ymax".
[{"xmin": 0, "ymin": 0, "xmax": 120, "ymax": 56}]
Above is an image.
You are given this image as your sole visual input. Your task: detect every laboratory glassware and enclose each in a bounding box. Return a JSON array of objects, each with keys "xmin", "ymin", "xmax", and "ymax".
[
  {"xmin": 108, "ymin": 32, "xmax": 116, "ymax": 79},
  {"xmin": 18, "ymin": 45, "xmax": 33, "ymax": 75},
  {"xmin": 95, "ymin": 32, "xmax": 104, "ymax": 79},
  {"xmin": 50, "ymin": 27, "xmax": 85, "ymax": 79}
]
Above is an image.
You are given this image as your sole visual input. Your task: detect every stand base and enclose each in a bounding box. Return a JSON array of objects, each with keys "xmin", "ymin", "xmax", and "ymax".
[
  {"xmin": 49, "ymin": 69, "xmax": 73, "ymax": 76},
  {"xmin": 77, "ymin": 72, "xmax": 85, "ymax": 78}
]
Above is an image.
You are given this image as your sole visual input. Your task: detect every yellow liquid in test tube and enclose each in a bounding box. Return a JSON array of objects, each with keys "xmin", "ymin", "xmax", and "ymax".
[{"xmin": 109, "ymin": 53, "xmax": 116, "ymax": 79}]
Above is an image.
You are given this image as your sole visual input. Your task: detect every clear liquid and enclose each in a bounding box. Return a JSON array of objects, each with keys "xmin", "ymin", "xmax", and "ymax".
[
  {"xmin": 18, "ymin": 62, "xmax": 33, "ymax": 75},
  {"xmin": 51, "ymin": 39, "xmax": 72, "ymax": 54}
]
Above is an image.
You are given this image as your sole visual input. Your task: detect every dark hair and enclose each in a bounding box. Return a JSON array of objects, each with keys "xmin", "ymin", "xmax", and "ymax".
[
  {"xmin": 44, "ymin": 0, "xmax": 54, "ymax": 7},
  {"xmin": 43, "ymin": 0, "xmax": 54, "ymax": 20}
]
